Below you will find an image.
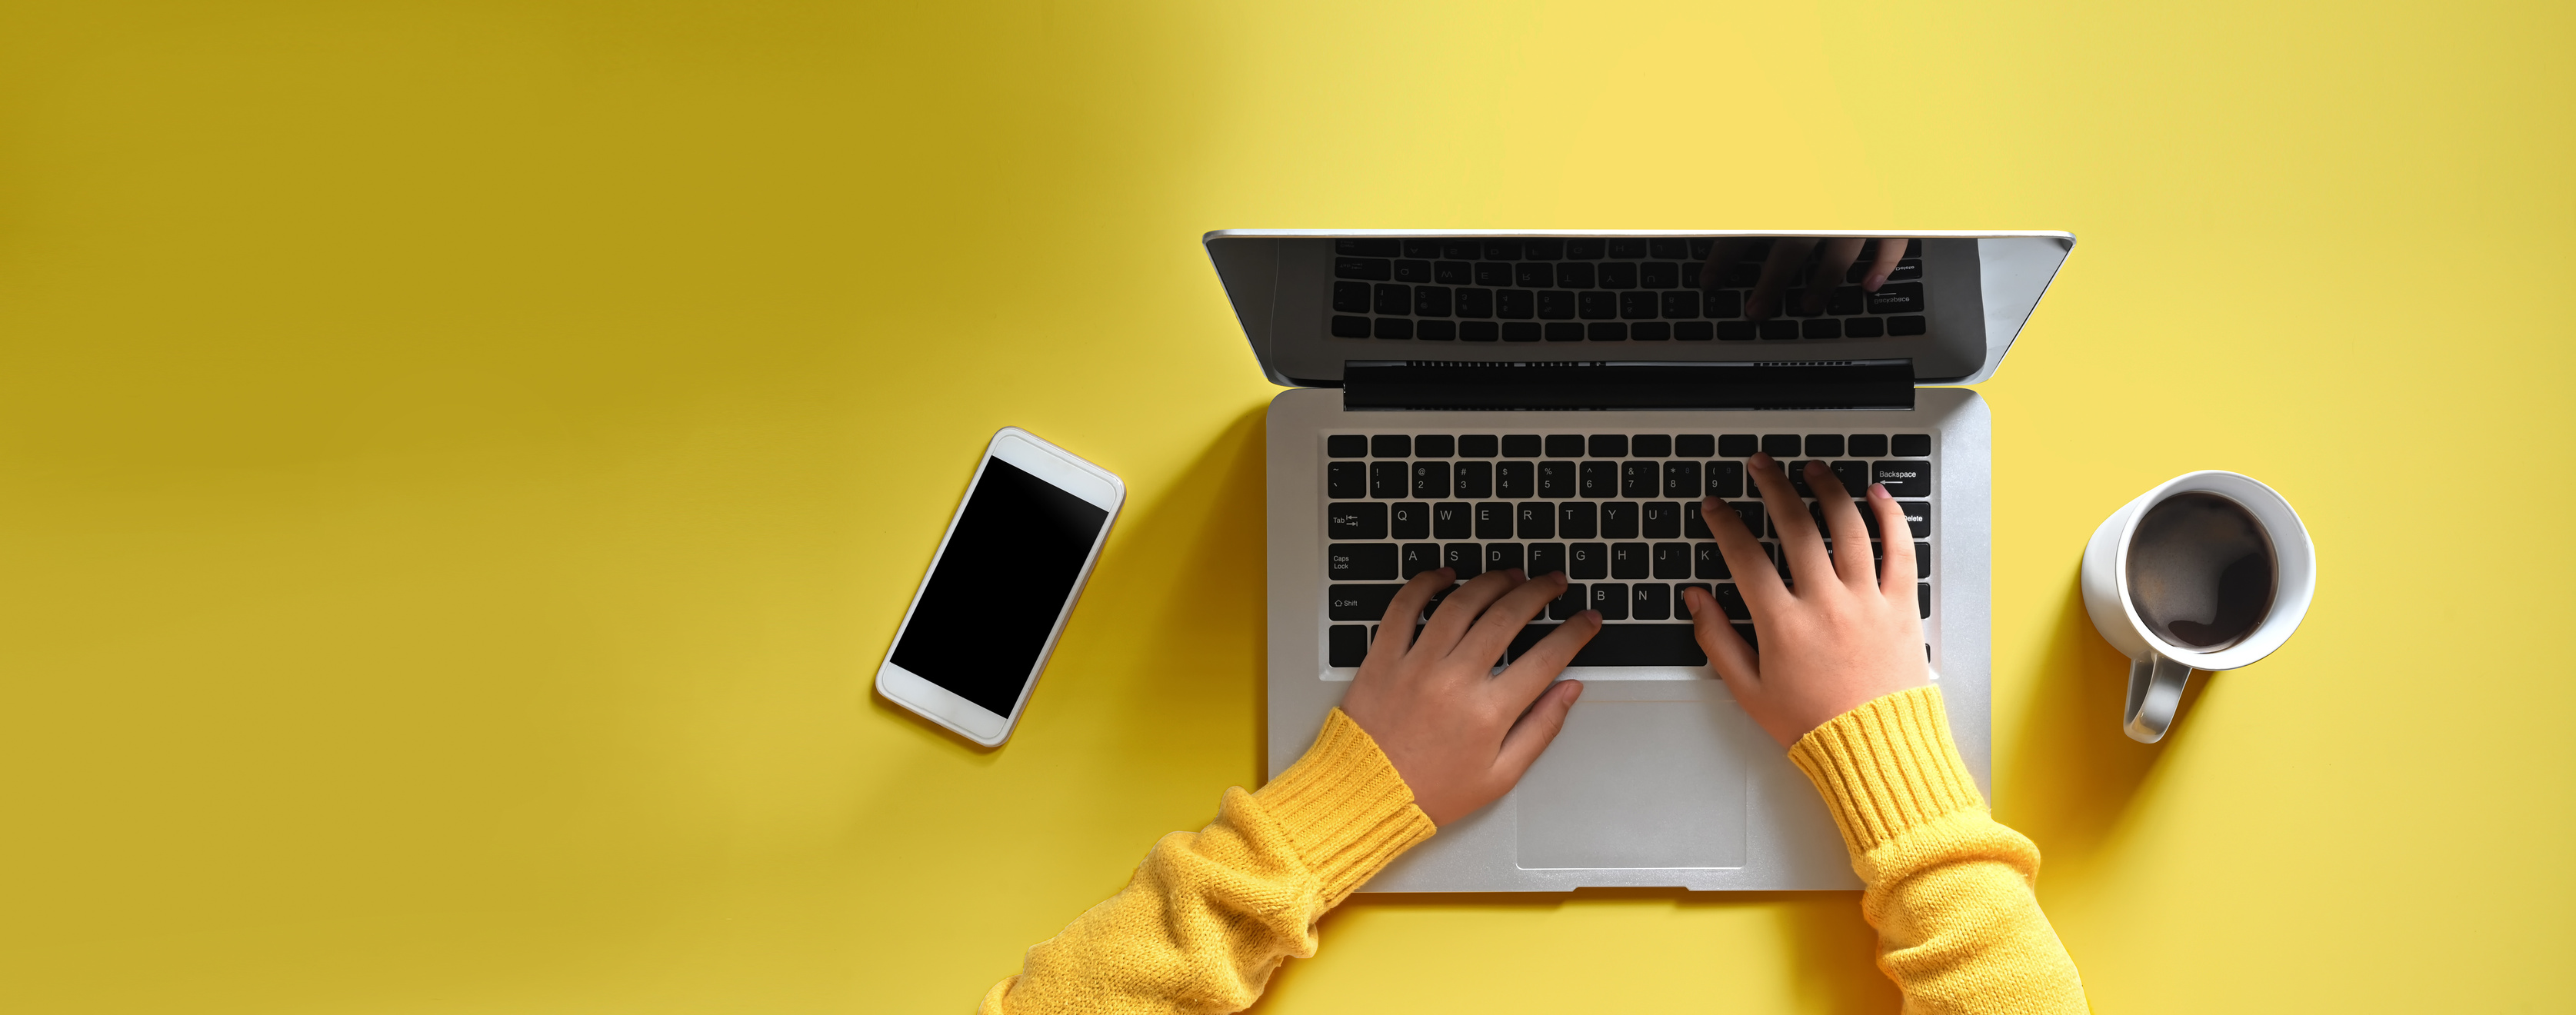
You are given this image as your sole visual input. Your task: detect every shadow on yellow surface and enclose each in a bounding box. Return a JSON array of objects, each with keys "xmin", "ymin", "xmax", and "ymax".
[{"xmin": 2003, "ymin": 574, "xmax": 2213, "ymax": 864}]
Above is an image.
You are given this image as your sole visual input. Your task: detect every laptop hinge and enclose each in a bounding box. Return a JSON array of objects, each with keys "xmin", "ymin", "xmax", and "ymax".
[{"xmin": 1340, "ymin": 360, "xmax": 1916, "ymax": 411}]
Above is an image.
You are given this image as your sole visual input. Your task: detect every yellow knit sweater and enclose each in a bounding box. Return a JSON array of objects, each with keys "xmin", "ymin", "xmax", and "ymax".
[{"xmin": 981, "ymin": 687, "xmax": 2084, "ymax": 1013}]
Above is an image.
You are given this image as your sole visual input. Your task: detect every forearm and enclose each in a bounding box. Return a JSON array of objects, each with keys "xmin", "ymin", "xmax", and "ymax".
[
  {"xmin": 1788, "ymin": 687, "xmax": 2088, "ymax": 1014},
  {"xmin": 981, "ymin": 710, "xmax": 1435, "ymax": 1015}
]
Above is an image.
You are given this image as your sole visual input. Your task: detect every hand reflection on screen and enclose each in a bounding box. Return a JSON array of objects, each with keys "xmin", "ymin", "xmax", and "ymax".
[{"xmin": 1702, "ymin": 237, "xmax": 1918, "ymax": 321}]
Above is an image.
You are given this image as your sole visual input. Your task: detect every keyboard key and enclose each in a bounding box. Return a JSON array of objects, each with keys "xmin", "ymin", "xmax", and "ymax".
[
  {"xmin": 1892, "ymin": 434, "xmax": 1931, "ymax": 456},
  {"xmin": 1335, "ymin": 258, "xmax": 1392, "ymax": 281},
  {"xmin": 1805, "ymin": 434, "xmax": 1845, "ymax": 458},
  {"xmin": 1918, "ymin": 583, "xmax": 1931, "ymax": 618},
  {"xmin": 1642, "ymin": 501, "xmax": 1681, "ymax": 539},
  {"xmin": 1632, "ymin": 583, "xmax": 1671, "ymax": 621},
  {"xmin": 1391, "ymin": 501, "xmax": 1428, "ymax": 540},
  {"xmin": 1330, "ymin": 315, "xmax": 1372, "ymax": 338},
  {"xmin": 1448, "ymin": 434, "xmax": 1494, "ymax": 459},
  {"xmin": 1524, "ymin": 239, "xmax": 1565, "ymax": 259},
  {"xmin": 1827, "ymin": 285, "xmax": 1865, "ymax": 315},
  {"xmin": 1681, "ymin": 501, "xmax": 1711, "ymax": 539},
  {"xmin": 1424, "ymin": 583, "xmax": 1456, "ymax": 619},
  {"xmin": 1602, "ymin": 502, "xmax": 1639, "ymax": 539},
  {"xmin": 1621, "ymin": 461, "xmax": 1657, "ymax": 498},
  {"xmin": 1483, "ymin": 240, "xmax": 1523, "ymax": 260},
  {"xmin": 1723, "ymin": 499, "xmax": 1765, "ymax": 534},
  {"xmin": 1328, "ymin": 624, "xmax": 1369, "ymax": 667},
  {"xmin": 1517, "ymin": 502, "xmax": 1555, "ymax": 538},
  {"xmin": 1847, "ymin": 434, "xmax": 1888, "ymax": 457},
  {"xmin": 1538, "ymin": 460, "xmax": 1578, "ymax": 498},
  {"xmin": 1611, "ymin": 541, "xmax": 1648, "ymax": 577},
  {"xmin": 1558, "ymin": 501, "xmax": 1598, "ymax": 539},
  {"xmin": 1502, "ymin": 321, "xmax": 1541, "ymax": 341},
  {"xmin": 1843, "ymin": 317, "xmax": 1885, "ymax": 338},
  {"xmin": 1412, "ymin": 461, "xmax": 1450, "ymax": 498},
  {"xmin": 1661, "ymin": 291, "xmax": 1701, "ymax": 318},
  {"xmin": 1715, "ymin": 584, "xmax": 1751, "ymax": 620},
  {"xmin": 1715, "ymin": 321, "xmax": 1756, "ymax": 341},
  {"xmin": 1858, "ymin": 501, "xmax": 1931, "ymax": 538},
  {"xmin": 1662, "ymin": 460, "xmax": 1700, "ymax": 497},
  {"xmin": 1434, "ymin": 261, "xmax": 1472, "ymax": 285},
  {"xmin": 1620, "ymin": 292, "xmax": 1658, "ymax": 318},
  {"xmin": 1515, "ymin": 263, "xmax": 1555, "ymax": 288},
  {"xmin": 1606, "ymin": 238, "xmax": 1647, "ymax": 258},
  {"xmin": 1889, "ymin": 315, "xmax": 1928, "ymax": 336},
  {"xmin": 1455, "ymin": 288, "xmax": 1494, "ymax": 318},
  {"xmin": 1546, "ymin": 434, "xmax": 1585, "ymax": 458},
  {"xmin": 1456, "ymin": 461, "xmax": 1494, "ymax": 498},
  {"xmin": 1675, "ymin": 321, "xmax": 1714, "ymax": 341},
  {"xmin": 1486, "ymin": 542, "xmax": 1525, "ymax": 574},
  {"xmin": 1569, "ymin": 541, "xmax": 1608, "ymax": 579},
  {"xmin": 1329, "ymin": 543, "xmax": 1398, "ymax": 580},
  {"xmin": 1328, "ymin": 461, "xmax": 1367, "ymax": 498},
  {"xmin": 1415, "ymin": 434, "xmax": 1455, "ymax": 458},
  {"xmin": 1475, "ymin": 502, "xmax": 1514, "ymax": 539},
  {"xmin": 1675, "ymin": 582, "xmax": 1712, "ymax": 618},
  {"xmin": 1371, "ymin": 434, "xmax": 1410, "ymax": 458},
  {"xmin": 1589, "ymin": 582, "xmax": 1628, "ymax": 619},
  {"xmin": 1497, "ymin": 290, "xmax": 1535, "ymax": 319},
  {"xmin": 1547, "ymin": 582, "xmax": 1586, "ymax": 620},
  {"xmin": 1332, "ymin": 280, "xmax": 1370, "ymax": 312},
  {"xmin": 1761, "ymin": 320, "xmax": 1801, "ymax": 341},
  {"xmin": 1694, "ymin": 542, "xmax": 1729, "ymax": 579},
  {"xmin": 1445, "ymin": 543, "xmax": 1481, "ymax": 578},
  {"xmin": 1403, "ymin": 240, "xmax": 1440, "ymax": 258},
  {"xmin": 1394, "ymin": 260, "xmax": 1433, "ymax": 284},
  {"xmin": 1631, "ymin": 321, "xmax": 1670, "ymax": 341},
  {"xmin": 1578, "ymin": 292, "xmax": 1617, "ymax": 319},
  {"xmin": 1705, "ymin": 290, "xmax": 1742, "ymax": 318},
  {"xmin": 1641, "ymin": 261, "xmax": 1680, "ymax": 288},
  {"xmin": 1336, "ymin": 238, "xmax": 1400, "ymax": 257},
  {"xmin": 1598, "ymin": 262, "xmax": 1638, "ymax": 288},
  {"xmin": 1580, "ymin": 461, "xmax": 1618, "ymax": 498},
  {"xmin": 1873, "ymin": 460, "xmax": 1931, "ymax": 498},
  {"xmin": 1718, "ymin": 434, "xmax": 1758, "ymax": 458},
  {"xmin": 1416, "ymin": 320, "xmax": 1455, "ymax": 341},
  {"xmin": 1328, "ymin": 583, "xmax": 1401, "ymax": 621},
  {"xmin": 1558, "ymin": 262, "xmax": 1598, "ymax": 288},
  {"xmin": 1529, "ymin": 542, "xmax": 1567, "ymax": 577},
  {"xmin": 1401, "ymin": 542, "xmax": 1441, "ymax": 577},
  {"xmin": 1545, "ymin": 322, "xmax": 1584, "ymax": 341},
  {"xmin": 1788, "ymin": 460, "xmax": 1821, "ymax": 497},
  {"xmin": 1705, "ymin": 461, "xmax": 1744, "ymax": 498},
  {"xmin": 1761, "ymin": 434, "xmax": 1801, "ymax": 458},
  {"xmin": 1866, "ymin": 282, "xmax": 1925, "ymax": 314},
  {"xmin": 1566, "ymin": 624, "xmax": 1705, "ymax": 666},
  {"xmin": 1565, "ymin": 239, "xmax": 1604, "ymax": 260},
  {"xmin": 1580, "ymin": 434, "xmax": 1621, "ymax": 458},
  {"xmin": 1441, "ymin": 241, "xmax": 1480, "ymax": 259},
  {"xmin": 1475, "ymin": 262, "xmax": 1515, "ymax": 286},
  {"xmin": 1375, "ymin": 318, "xmax": 1412, "ymax": 340},
  {"xmin": 1415, "ymin": 286, "xmax": 1453, "ymax": 317},
  {"xmin": 1913, "ymin": 541, "xmax": 1931, "ymax": 579},
  {"xmin": 1734, "ymin": 623, "xmax": 1758, "ymax": 649},
  {"xmin": 1652, "ymin": 542, "xmax": 1691, "ymax": 579},
  {"xmin": 1371, "ymin": 461, "xmax": 1406, "ymax": 498},
  {"xmin": 1432, "ymin": 501, "xmax": 1471, "ymax": 539},
  {"xmin": 1538, "ymin": 291, "xmax": 1577, "ymax": 319},
  {"xmin": 1666, "ymin": 434, "xmax": 1711, "ymax": 459},
  {"xmin": 1802, "ymin": 318, "xmax": 1841, "ymax": 339},
  {"xmin": 1497, "ymin": 461, "xmax": 1533, "ymax": 498},
  {"xmin": 1830, "ymin": 461, "xmax": 1871, "ymax": 496},
  {"xmin": 1328, "ymin": 434, "xmax": 1368, "ymax": 458},
  {"xmin": 1588, "ymin": 321, "xmax": 1626, "ymax": 341},
  {"xmin": 1501, "ymin": 434, "xmax": 1541, "ymax": 458},
  {"xmin": 1651, "ymin": 238, "xmax": 1690, "ymax": 259}
]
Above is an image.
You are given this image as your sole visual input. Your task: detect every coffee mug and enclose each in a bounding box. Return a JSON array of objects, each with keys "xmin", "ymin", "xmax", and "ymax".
[{"xmin": 2081, "ymin": 471, "xmax": 2316, "ymax": 743}]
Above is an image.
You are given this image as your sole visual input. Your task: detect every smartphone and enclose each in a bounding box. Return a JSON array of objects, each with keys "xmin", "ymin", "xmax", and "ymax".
[{"xmin": 875, "ymin": 427, "xmax": 1125, "ymax": 747}]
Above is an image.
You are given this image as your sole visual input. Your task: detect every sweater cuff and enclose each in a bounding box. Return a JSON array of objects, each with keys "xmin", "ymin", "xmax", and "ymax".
[
  {"xmin": 1785, "ymin": 686, "xmax": 1988, "ymax": 857},
  {"xmin": 1252, "ymin": 708, "xmax": 1437, "ymax": 904}
]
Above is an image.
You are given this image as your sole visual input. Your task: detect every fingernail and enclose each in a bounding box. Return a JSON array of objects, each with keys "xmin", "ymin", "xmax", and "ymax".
[
  {"xmin": 1751, "ymin": 452, "xmax": 1771, "ymax": 468},
  {"xmin": 1868, "ymin": 482, "xmax": 1889, "ymax": 500},
  {"xmin": 1866, "ymin": 273, "xmax": 1885, "ymax": 290}
]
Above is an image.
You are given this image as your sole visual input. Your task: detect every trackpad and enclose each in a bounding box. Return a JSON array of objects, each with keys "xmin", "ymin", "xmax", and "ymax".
[{"xmin": 1515, "ymin": 694, "xmax": 1748, "ymax": 869}]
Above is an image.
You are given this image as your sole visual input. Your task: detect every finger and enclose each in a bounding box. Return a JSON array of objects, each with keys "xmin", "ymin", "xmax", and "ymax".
[
  {"xmin": 1418, "ymin": 567, "xmax": 1523, "ymax": 655},
  {"xmin": 1370, "ymin": 567, "xmax": 1453, "ymax": 661},
  {"xmin": 1805, "ymin": 238, "xmax": 1867, "ymax": 314},
  {"xmin": 1455, "ymin": 571, "xmax": 1569, "ymax": 670},
  {"xmin": 1868, "ymin": 482, "xmax": 1920, "ymax": 601},
  {"xmin": 1492, "ymin": 604, "xmax": 1601, "ymax": 703},
  {"xmin": 1860, "ymin": 238, "xmax": 1909, "ymax": 292},
  {"xmin": 1745, "ymin": 238, "xmax": 1816, "ymax": 321},
  {"xmin": 1751, "ymin": 453, "xmax": 1830, "ymax": 586},
  {"xmin": 1492, "ymin": 677, "xmax": 1585, "ymax": 783},
  {"xmin": 1703, "ymin": 238, "xmax": 1758, "ymax": 291},
  {"xmin": 1684, "ymin": 585, "xmax": 1761, "ymax": 688},
  {"xmin": 1813, "ymin": 461, "xmax": 1878, "ymax": 587},
  {"xmin": 1702, "ymin": 494, "xmax": 1785, "ymax": 602}
]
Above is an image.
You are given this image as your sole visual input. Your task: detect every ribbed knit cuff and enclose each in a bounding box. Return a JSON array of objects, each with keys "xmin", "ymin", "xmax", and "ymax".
[
  {"xmin": 1252, "ymin": 708, "xmax": 1437, "ymax": 904},
  {"xmin": 1786, "ymin": 686, "xmax": 1988, "ymax": 857}
]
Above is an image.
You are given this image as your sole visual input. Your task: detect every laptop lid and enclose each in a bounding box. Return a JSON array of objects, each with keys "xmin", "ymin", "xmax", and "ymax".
[{"xmin": 1202, "ymin": 231, "xmax": 2072, "ymax": 398}]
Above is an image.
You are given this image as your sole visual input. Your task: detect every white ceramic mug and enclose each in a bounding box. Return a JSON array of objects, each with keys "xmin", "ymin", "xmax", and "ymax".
[{"xmin": 2081, "ymin": 471, "xmax": 2316, "ymax": 743}]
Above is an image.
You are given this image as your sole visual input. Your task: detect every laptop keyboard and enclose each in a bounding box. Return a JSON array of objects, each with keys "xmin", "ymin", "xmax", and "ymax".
[
  {"xmin": 1327, "ymin": 238, "xmax": 1929, "ymax": 344},
  {"xmin": 1323, "ymin": 431, "xmax": 1932, "ymax": 668}
]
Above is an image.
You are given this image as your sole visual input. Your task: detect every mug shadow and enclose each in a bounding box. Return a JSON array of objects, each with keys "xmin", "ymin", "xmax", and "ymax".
[{"xmin": 2002, "ymin": 570, "xmax": 2210, "ymax": 863}]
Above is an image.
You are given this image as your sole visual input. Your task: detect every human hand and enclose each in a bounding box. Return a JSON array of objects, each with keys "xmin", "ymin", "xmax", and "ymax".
[
  {"xmin": 1702, "ymin": 237, "xmax": 1918, "ymax": 321},
  {"xmin": 1681, "ymin": 455, "xmax": 1930, "ymax": 747},
  {"xmin": 1337, "ymin": 568, "xmax": 1601, "ymax": 826}
]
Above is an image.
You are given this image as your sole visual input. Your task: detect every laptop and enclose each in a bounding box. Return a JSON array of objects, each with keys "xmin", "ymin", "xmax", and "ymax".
[{"xmin": 1204, "ymin": 231, "xmax": 2071, "ymax": 892}]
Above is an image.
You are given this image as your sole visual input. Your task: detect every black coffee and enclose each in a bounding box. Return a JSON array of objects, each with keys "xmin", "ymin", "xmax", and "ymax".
[{"xmin": 2127, "ymin": 492, "xmax": 2276, "ymax": 651}]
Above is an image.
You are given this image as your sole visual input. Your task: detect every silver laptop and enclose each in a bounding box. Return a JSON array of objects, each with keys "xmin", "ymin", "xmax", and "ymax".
[{"xmin": 1205, "ymin": 231, "xmax": 2072, "ymax": 892}]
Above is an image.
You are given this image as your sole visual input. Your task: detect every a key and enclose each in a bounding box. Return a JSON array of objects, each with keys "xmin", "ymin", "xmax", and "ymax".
[
  {"xmin": 1445, "ymin": 543, "xmax": 1482, "ymax": 578},
  {"xmin": 1335, "ymin": 258, "xmax": 1393, "ymax": 281},
  {"xmin": 1328, "ymin": 502, "xmax": 1386, "ymax": 539},
  {"xmin": 1674, "ymin": 321, "xmax": 1714, "ymax": 341},
  {"xmin": 1631, "ymin": 321, "xmax": 1670, "ymax": 341},
  {"xmin": 1663, "ymin": 461, "xmax": 1700, "ymax": 498},
  {"xmin": 1497, "ymin": 461, "xmax": 1533, "ymax": 498},
  {"xmin": 1328, "ymin": 543, "xmax": 1398, "ymax": 580},
  {"xmin": 1568, "ymin": 541, "xmax": 1608, "ymax": 579},
  {"xmin": 1558, "ymin": 501, "xmax": 1598, "ymax": 539},
  {"xmin": 1336, "ymin": 238, "xmax": 1401, "ymax": 257},
  {"xmin": 1694, "ymin": 542, "xmax": 1729, "ymax": 579},
  {"xmin": 1455, "ymin": 461, "xmax": 1493, "ymax": 498},
  {"xmin": 1328, "ymin": 461, "xmax": 1365, "ymax": 498},
  {"xmin": 1588, "ymin": 322, "xmax": 1626, "ymax": 341},
  {"xmin": 1631, "ymin": 583, "xmax": 1671, "ymax": 621},
  {"xmin": 1580, "ymin": 461, "xmax": 1618, "ymax": 498},
  {"xmin": 1502, "ymin": 434, "xmax": 1542, "ymax": 458},
  {"xmin": 1630, "ymin": 434, "xmax": 1671, "ymax": 458},
  {"xmin": 1589, "ymin": 582, "xmax": 1628, "ymax": 620},
  {"xmin": 1761, "ymin": 320, "xmax": 1801, "ymax": 340},
  {"xmin": 1402, "ymin": 241, "xmax": 1440, "ymax": 258},
  {"xmin": 1828, "ymin": 285, "xmax": 1865, "ymax": 315},
  {"xmin": 1872, "ymin": 460, "xmax": 1931, "ymax": 498},
  {"xmin": 1372, "ymin": 434, "xmax": 1410, "ymax": 458},
  {"xmin": 1424, "ymin": 584, "xmax": 1456, "ymax": 619},
  {"xmin": 1411, "ymin": 461, "xmax": 1451, "ymax": 499},
  {"xmin": 1682, "ymin": 501, "xmax": 1711, "ymax": 539},
  {"xmin": 1327, "ymin": 583, "xmax": 1402, "ymax": 621},
  {"xmin": 1401, "ymin": 543, "xmax": 1441, "ymax": 578},
  {"xmin": 1611, "ymin": 541, "xmax": 1648, "ymax": 578},
  {"xmin": 1652, "ymin": 542, "xmax": 1691, "ymax": 579},
  {"xmin": 1858, "ymin": 501, "xmax": 1931, "ymax": 539},
  {"xmin": 1373, "ymin": 283, "xmax": 1410, "ymax": 315},
  {"xmin": 1786, "ymin": 460, "xmax": 1819, "ymax": 497},
  {"xmin": 1705, "ymin": 289, "xmax": 1742, "ymax": 318},
  {"xmin": 1564, "ymin": 239, "xmax": 1603, "ymax": 259},
  {"xmin": 1652, "ymin": 238, "xmax": 1691, "ymax": 259},
  {"xmin": 1525, "ymin": 239, "xmax": 1565, "ymax": 259},
  {"xmin": 1802, "ymin": 318, "xmax": 1841, "ymax": 339},
  {"xmin": 1621, "ymin": 461, "xmax": 1657, "ymax": 498},
  {"xmin": 1391, "ymin": 501, "xmax": 1428, "ymax": 540},
  {"xmin": 1538, "ymin": 461, "xmax": 1577, "ymax": 498},
  {"xmin": 1517, "ymin": 502, "xmax": 1555, "ymax": 538},
  {"xmin": 1431, "ymin": 501, "xmax": 1471, "ymax": 539},
  {"xmin": 1847, "ymin": 434, "xmax": 1888, "ymax": 457},
  {"xmin": 1715, "ymin": 321, "xmax": 1756, "ymax": 341},
  {"xmin": 1415, "ymin": 320, "xmax": 1455, "ymax": 341},
  {"xmin": 1371, "ymin": 461, "xmax": 1406, "ymax": 498},
  {"xmin": 1605, "ymin": 238, "xmax": 1646, "ymax": 258},
  {"xmin": 1528, "ymin": 542, "xmax": 1567, "ymax": 577},
  {"xmin": 1705, "ymin": 461, "xmax": 1744, "ymax": 498},
  {"xmin": 1328, "ymin": 624, "xmax": 1369, "ymax": 667},
  {"xmin": 1724, "ymin": 500, "xmax": 1764, "ymax": 534},
  {"xmin": 1485, "ymin": 543, "xmax": 1525, "ymax": 574},
  {"xmin": 1475, "ymin": 502, "xmax": 1514, "ymax": 539},
  {"xmin": 1892, "ymin": 434, "xmax": 1931, "ymax": 456},
  {"xmin": 1602, "ymin": 502, "xmax": 1640, "ymax": 539},
  {"xmin": 1584, "ymin": 434, "xmax": 1623, "ymax": 458},
  {"xmin": 1441, "ymin": 241, "xmax": 1479, "ymax": 259},
  {"xmin": 1734, "ymin": 623, "xmax": 1758, "ymax": 649}
]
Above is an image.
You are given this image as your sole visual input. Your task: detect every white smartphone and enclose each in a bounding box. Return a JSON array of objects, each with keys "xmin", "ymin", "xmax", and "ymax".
[{"xmin": 875, "ymin": 427, "xmax": 1125, "ymax": 747}]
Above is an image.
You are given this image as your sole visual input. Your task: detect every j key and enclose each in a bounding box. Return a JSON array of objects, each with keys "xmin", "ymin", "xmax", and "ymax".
[
  {"xmin": 1475, "ymin": 262, "xmax": 1515, "ymax": 287},
  {"xmin": 1391, "ymin": 501, "xmax": 1429, "ymax": 540},
  {"xmin": 1611, "ymin": 541, "xmax": 1649, "ymax": 578},
  {"xmin": 1558, "ymin": 501, "xmax": 1598, "ymax": 539},
  {"xmin": 1705, "ymin": 461, "xmax": 1744, "ymax": 498},
  {"xmin": 1873, "ymin": 460, "xmax": 1932, "ymax": 498},
  {"xmin": 1485, "ymin": 542, "xmax": 1525, "ymax": 574},
  {"xmin": 1335, "ymin": 258, "xmax": 1393, "ymax": 281},
  {"xmin": 1568, "ymin": 541, "xmax": 1608, "ymax": 579},
  {"xmin": 1893, "ymin": 434, "xmax": 1931, "ymax": 456},
  {"xmin": 1641, "ymin": 501, "xmax": 1680, "ymax": 538},
  {"xmin": 1327, "ymin": 583, "xmax": 1402, "ymax": 621},
  {"xmin": 1631, "ymin": 583, "xmax": 1671, "ymax": 621},
  {"xmin": 1328, "ymin": 624, "xmax": 1368, "ymax": 667},
  {"xmin": 1528, "ymin": 542, "xmax": 1567, "ymax": 577},
  {"xmin": 1547, "ymin": 581, "xmax": 1586, "ymax": 621},
  {"xmin": 1412, "ymin": 461, "xmax": 1451, "ymax": 499},
  {"xmin": 1675, "ymin": 582, "xmax": 1712, "ymax": 618},
  {"xmin": 1621, "ymin": 461, "xmax": 1658, "ymax": 498},
  {"xmin": 1434, "ymin": 261, "xmax": 1472, "ymax": 285},
  {"xmin": 1371, "ymin": 461, "xmax": 1407, "ymax": 498},
  {"xmin": 1394, "ymin": 260, "xmax": 1434, "ymax": 284},
  {"xmin": 1538, "ymin": 461, "xmax": 1578, "ymax": 498},
  {"xmin": 1432, "ymin": 501, "xmax": 1472, "ymax": 539},
  {"xmin": 1455, "ymin": 461, "xmax": 1494, "ymax": 498},
  {"xmin": 1336, "ymin": 238, "xmax": 1401, "ymax": 257},
  {"xmin": 1867, "ymin": 282, "xmax": 1925, "ymax": 314},
  {"xmin": 1602, "ymin": 502, "xmax": 1640, "ymax": 539},
  {"xmin": 1333, "ymin": 281, "xmax": 1370, "ymax": 312},
  {"xmin": 1663, "ymin": 461, "xmax": 1700, "ymax": 498},
  {"xmin": 1651, "ymin": 542, "xmax": 1691, "ymax": 579},
  {"xmin": 1517, "ymin": 502, "xmax": 1555, "ymax": 538},
  {"xmin": 1694, "ymin": 542, "xmax": 1729, "ymax": 579},
  {"xmin": 1847, "ymin": 434, "xmax": 1888, "ymax": 457},
  {"xmin": 1475, "ymin": 502, "xmax": 1515, "ymax": 539},
  {"xmin": 1329, "ymin": 502, "xmax": 1386, "ymax": 539},
  {"xmin": 1498, "ymin": 461, "xmax": 1534, "ymax": 498},
  {"xmin": 1589, "ymin": 583, "xmax": 1628, "ymax": 620},
  {"xmin": 1328, "ymin": 461, "xmax": 1365, "ymax": 498},
  {"xmin": 1401, "ymin": 542, "xmax": 1441, "ymax": 577},
  {"xmin": 1328, "ymin": 543, "xmax": 1398, "ymax": 580},
  {"xmin": 1580, "ymin": 461, "xmax": 1618, "ymax": 498},
  {"xmin": 1502, "ymin": 434, "xmax": 1542, "ymax": 458},
  {"xmin": 1445, "ymin": 543, "xmax": 1482, "ymax": 578}
]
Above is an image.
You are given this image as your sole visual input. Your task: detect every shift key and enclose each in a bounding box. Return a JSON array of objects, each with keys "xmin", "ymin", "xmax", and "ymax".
[{"xmin": 1328, "ymin": 584, "xmax": 1405, "ymax": 621}]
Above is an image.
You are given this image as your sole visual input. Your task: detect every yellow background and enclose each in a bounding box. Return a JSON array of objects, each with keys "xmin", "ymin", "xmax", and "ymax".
[{"xmin": 4, "ymin": 1, "xmax": 2570, "ymax": 1011}]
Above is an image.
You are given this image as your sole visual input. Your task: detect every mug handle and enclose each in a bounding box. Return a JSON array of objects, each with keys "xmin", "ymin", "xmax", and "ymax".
[{"xmin": 2123, "ymin": 654, "xmax": 2194, "ymax": 744}]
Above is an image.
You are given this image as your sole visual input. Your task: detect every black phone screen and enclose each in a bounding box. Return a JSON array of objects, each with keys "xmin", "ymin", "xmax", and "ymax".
[{"xmin": 891, "ymin": 457, "xmax": 1109, "ymax": 717}]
